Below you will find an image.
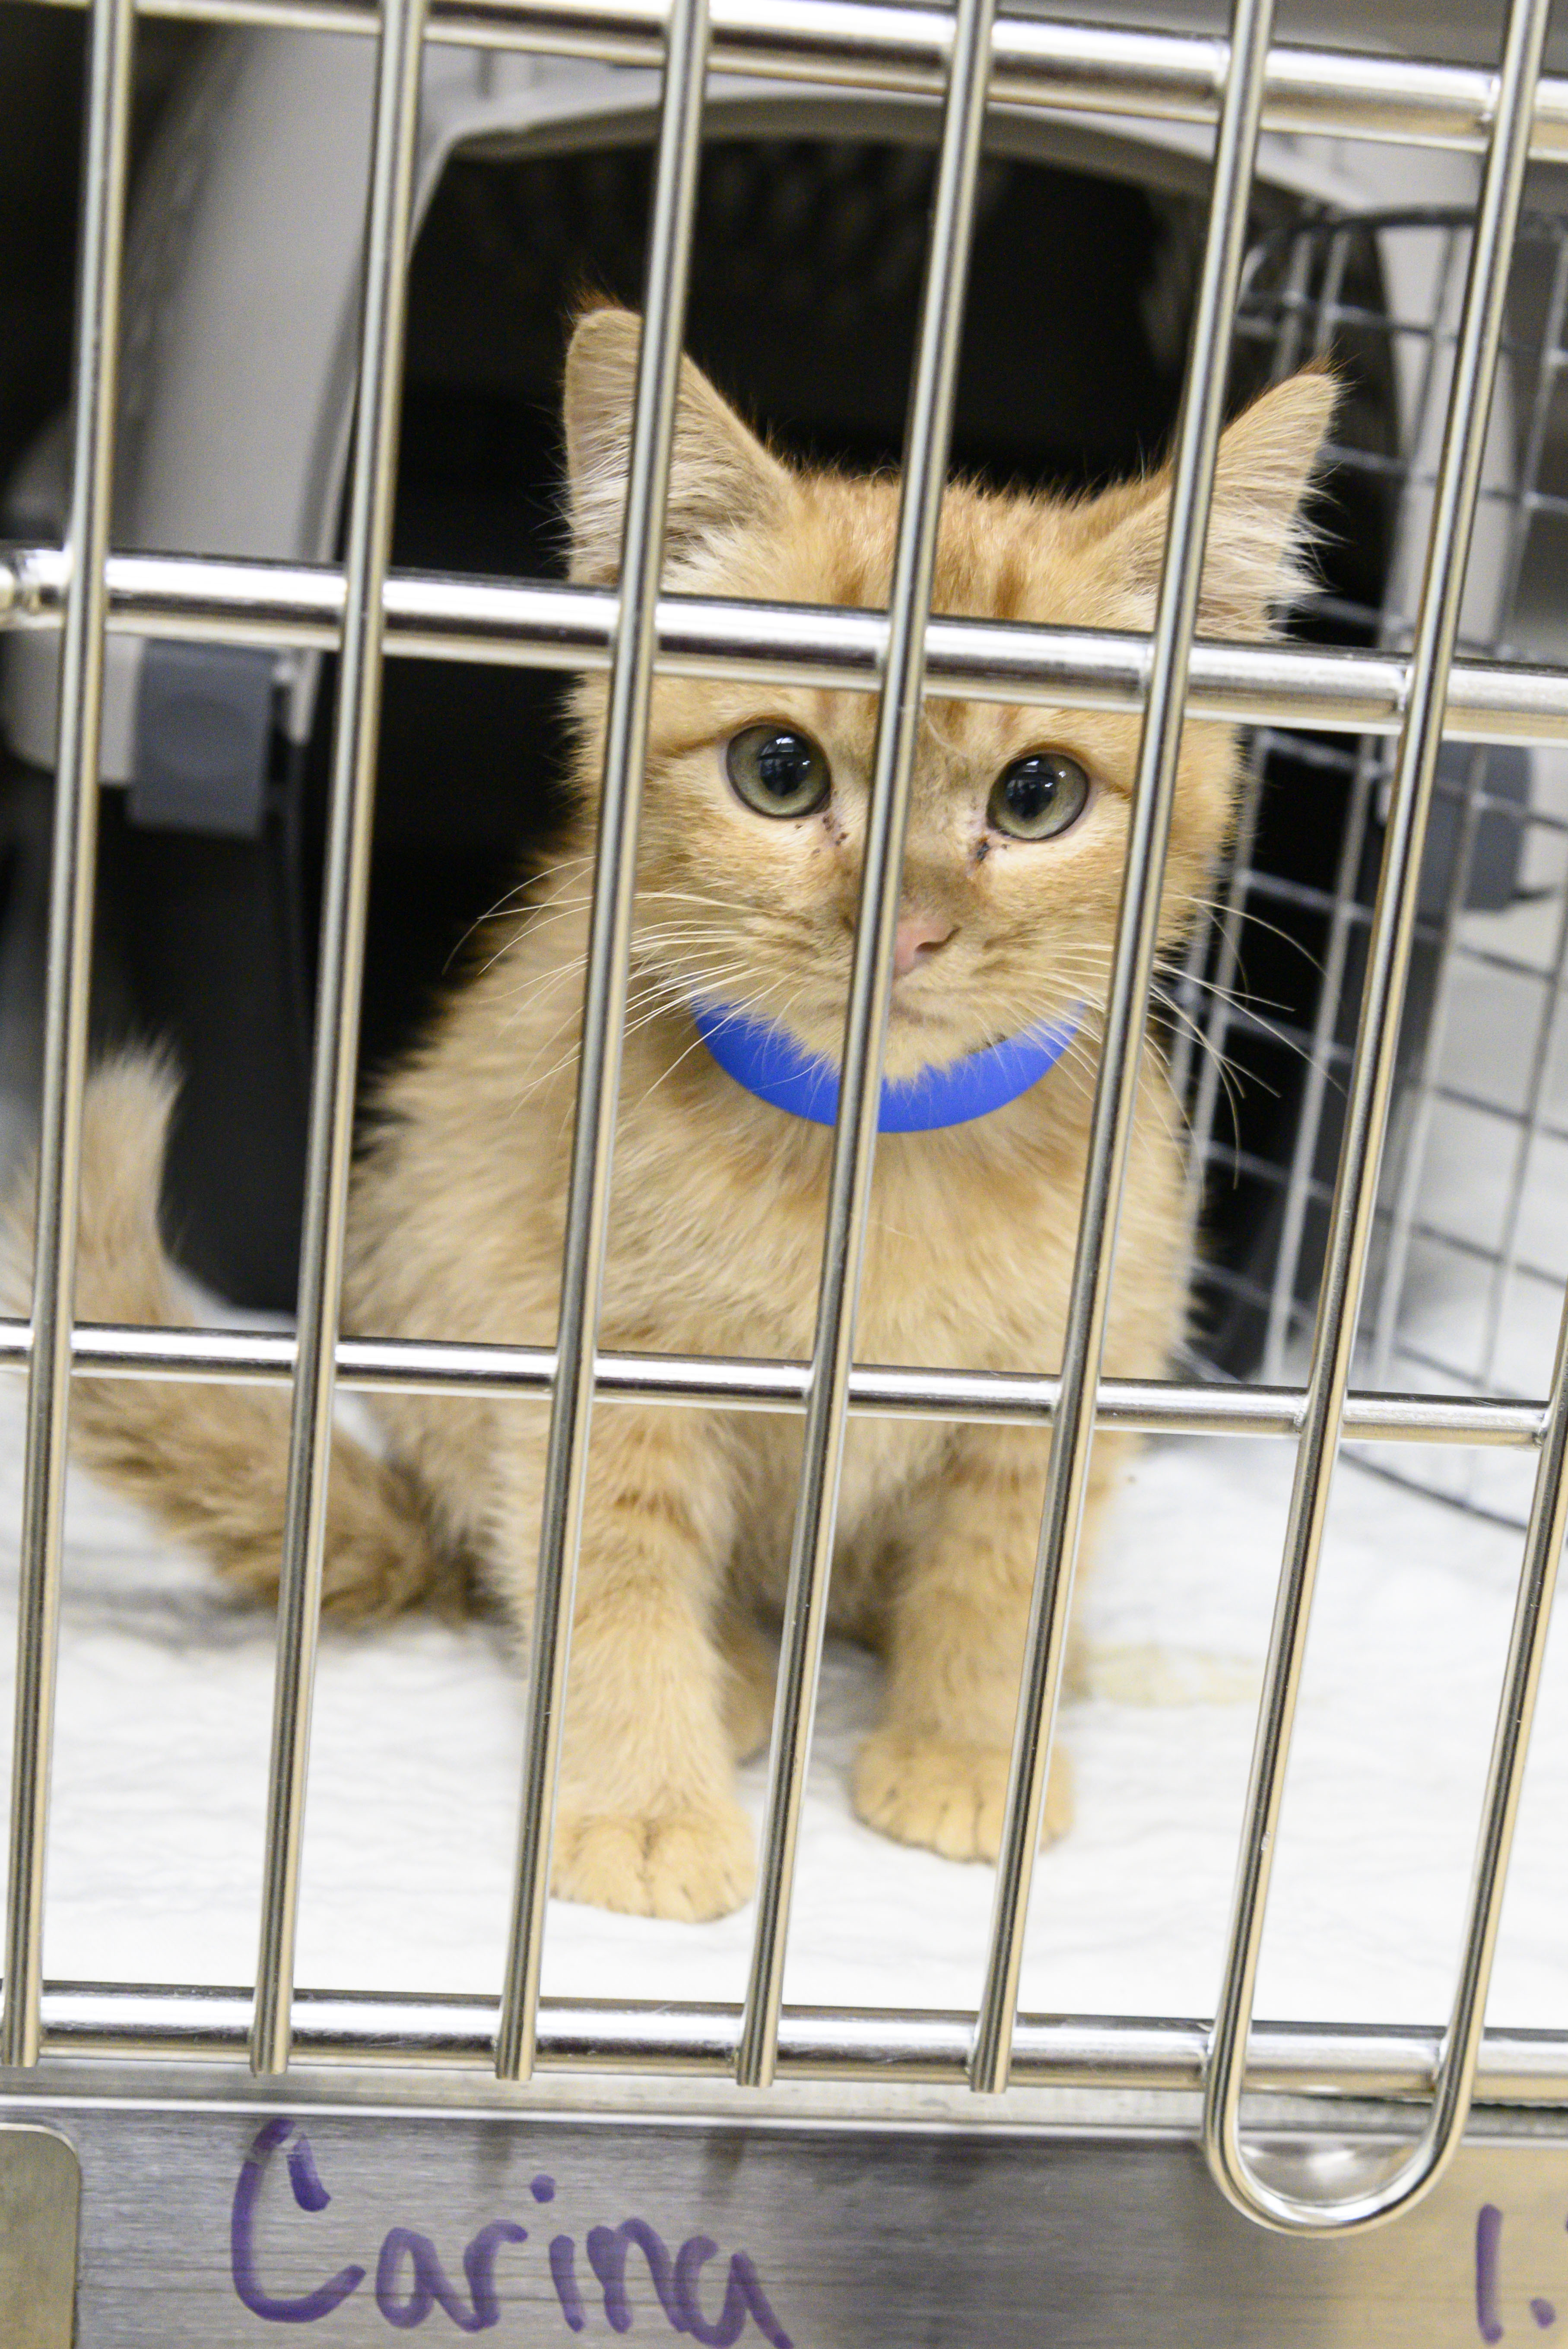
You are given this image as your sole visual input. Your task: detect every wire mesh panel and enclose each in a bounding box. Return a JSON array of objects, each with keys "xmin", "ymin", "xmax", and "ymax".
[{"xmin": 1178, "ymin": 206, "xmax": 1568, "ymax": 1528}]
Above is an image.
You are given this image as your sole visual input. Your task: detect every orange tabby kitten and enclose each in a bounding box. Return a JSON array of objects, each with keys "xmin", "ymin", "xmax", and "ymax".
[{"xmin": 13, "ymin": 308, "xmax": 1332, "ymax": 1920}]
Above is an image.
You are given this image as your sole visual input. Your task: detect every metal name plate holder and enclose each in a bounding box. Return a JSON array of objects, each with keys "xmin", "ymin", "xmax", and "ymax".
[
  {"xmin": 13, "ymin": 2100, "xmax": 1568, "ymax": 2347},
  {"xmin": 5, "ymin": 0, "xmax": 1568, "ymax": 2326},
  {"xmin": 0, "ymin": 2126, "xmax": 78, "ymax": 2349}
]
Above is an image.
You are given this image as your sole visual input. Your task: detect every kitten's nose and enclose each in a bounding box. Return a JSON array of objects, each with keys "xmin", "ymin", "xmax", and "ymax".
[{"xmin": 892, "ymin": 914, "xmax": 956, "ymax": 980}]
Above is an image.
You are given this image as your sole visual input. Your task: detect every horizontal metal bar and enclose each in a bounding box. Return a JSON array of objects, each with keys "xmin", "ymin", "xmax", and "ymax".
[
  {"xmin": 25, "ymin": 1982, "xmax": 1568, "ymax": 2107},
  {"xmin": 1434, "ymin": 1079, "xmax": 1568, "ymax": 1145},
  {"xmin": 0, "ymin": 1317, "xmax": 1547, "ymax": 1444},
  {"xmin": 1451, "ymin": 934, "xmax": 1568, "ymax": 984},
  {"xmin": 6, "ymin": 545, "xmax": 1568, "ymax": 744},
  {"xmin": 1201, "ymin": 1140, "xmax": 1568, "ymax": 1291},
  {"xmin": 20, "ymin": 0, "xmax": 1568, "ymax": 160}
]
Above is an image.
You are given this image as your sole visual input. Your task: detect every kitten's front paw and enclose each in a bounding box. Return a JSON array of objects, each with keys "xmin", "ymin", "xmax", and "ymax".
[
  {"xmin": 551, "ymin": 1798, "xmax": 755, "ymax": 1921},
  {"xmin": 852, "ymin": 1729, "xmax": 1073, "ymax": 1861}
]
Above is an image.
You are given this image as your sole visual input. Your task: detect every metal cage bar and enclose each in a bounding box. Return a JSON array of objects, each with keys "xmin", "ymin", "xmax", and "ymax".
[
  {"xmin": 969, "ymin": 0, "xmax": 1279, "ymax": 2098},
  {"xmin": 736, "ymin": 0, "xmax": 997, "ymax": 2094},
  {"xmin": 25, "ymin": 0, "xmax": 1568, "ymax": 162},
  {"xmin": 1390, "ymin": 225, "xmax": 1568, "ymax": 1413},
  {"xmin": 11, "ymin": 544, "xmax": 1568, "ymax": 743},
  {"xmin": 1367, "ymin": 737, "xmax": 1498, "ymax": 1386},
  {"xmin": 1173, "ymin": 759, "xmax": 1261, "ymax": 1236},
  {"xmin": 1367, "ymin": 215, "xmax": 1568, "ymax": 1390},
  {"xmin": 1260, "ymin": 736, "xmax": 1380, "ymax": 1381},
  {"xmin": 1203, "ymin": 0, "xmax": 1558, "ymax": 2235},
  {"xmin": 1256, "ymin": 217, "xmax": 1460, "ymax": 1387},
  {"xmin": 493, "ymin": 0, "xmax": 711, "ymax": 2086},
  {"xmin": 1476, "ymin": 873, "xmax": 1568, "ymax": 1390},
  {"xmin": 250, "ymin": 0, "xmax": 429, "ymax": 2079},
  {"xmin": 0, "ymin": 0, "xmax": 137, "ymax": 2073},
  {"xmin": 1200, "ymin": 201, "xmax": 1568, "ymax": 1528},
  {"xmin": 20, "ymin": 1986, "xmax": 1568, "ymax": 2107},
  {"xmin": 0, "ymin": 1314, "xmax": 1552, "ymax": 1444}
]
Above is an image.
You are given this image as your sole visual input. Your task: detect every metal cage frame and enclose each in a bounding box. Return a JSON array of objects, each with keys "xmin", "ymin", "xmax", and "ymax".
[
  {"xmin": 2, "ymin": 0, "xmax": 1568, "ymax": 2285},
  {"xmin": 1174, "ymin": 203, "xmax": 1568, "ymax": 1534}
]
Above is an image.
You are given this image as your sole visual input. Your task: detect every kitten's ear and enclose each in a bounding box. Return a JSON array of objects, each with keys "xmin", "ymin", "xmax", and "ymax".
[
  {"xmin": 563, "ymin": 305, "xmax": 790, "ymax": 583},
  {"xmin": 1101, "ymin": 366, "xmax": 1338, "ymax": 639}
]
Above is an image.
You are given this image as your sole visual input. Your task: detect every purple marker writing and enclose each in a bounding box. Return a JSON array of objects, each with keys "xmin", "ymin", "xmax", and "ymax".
[{"xmin": 229, "ymin": 2119, "xmax": 794, "ymax": 2341}]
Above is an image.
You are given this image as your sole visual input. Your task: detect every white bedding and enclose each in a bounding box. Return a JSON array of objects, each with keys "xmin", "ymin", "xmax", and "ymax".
[
  {"xmin": 4, "ymin": 854, "xmax": 1565, "ymax": 2036},
  {"xmin": 7, "ymin": 1375, "xmax": 1565, "ymax": 2032}
]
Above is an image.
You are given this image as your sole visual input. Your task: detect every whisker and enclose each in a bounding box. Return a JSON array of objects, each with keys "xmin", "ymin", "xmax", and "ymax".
[
  {"xmin": 1157, "ymin": 970, "xmax": 1305, "ymax": 1075},
  {"xmin": 1148, "ymin": 985, "xmax": 1252, "ymax": 1170},
  {"xmin": 508, "ymin": 957, "xmax": 759, "ymax": 1110},
  {"xmin": 1165, "ymin": 889, "xmax": 1327, "ymax": 978},
  {"xmin": 633, "ymin": 975, "xmax": 801, "ymax": 1110}
]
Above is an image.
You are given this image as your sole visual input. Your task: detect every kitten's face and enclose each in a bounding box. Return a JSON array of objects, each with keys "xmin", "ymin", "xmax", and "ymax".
[{"xmin": 564, "ymin": 308, "xmax": 1334, "ymax": 1082}]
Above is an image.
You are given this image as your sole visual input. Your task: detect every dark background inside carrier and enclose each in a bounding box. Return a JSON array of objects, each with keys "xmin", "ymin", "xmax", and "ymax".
[{"xmin": 4, "ymin": 103, "xmax": 1398, "ymax": 1368}]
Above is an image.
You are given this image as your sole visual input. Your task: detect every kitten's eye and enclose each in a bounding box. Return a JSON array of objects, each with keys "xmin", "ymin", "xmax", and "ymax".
[
  {"xmin": 726, "ymin": 724, "xmax": 831, "ymax": 819},
  {"xmin": 987, "ymin": 751, "xmax": 1091, "ymax": 841}
]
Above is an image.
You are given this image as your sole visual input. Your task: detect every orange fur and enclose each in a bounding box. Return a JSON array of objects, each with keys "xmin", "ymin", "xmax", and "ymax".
[{"xmin": 13, "ymin": 309, "xmax": 1334, "ymax": 1920}]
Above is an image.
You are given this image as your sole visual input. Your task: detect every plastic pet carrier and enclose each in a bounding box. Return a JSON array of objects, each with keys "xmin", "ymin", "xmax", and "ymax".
[{"xmin": 0, "ymin": 28, "xmax": 1491, "ymax": 1327}]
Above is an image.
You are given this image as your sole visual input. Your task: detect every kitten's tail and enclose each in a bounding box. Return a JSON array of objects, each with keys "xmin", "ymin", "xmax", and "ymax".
[{"xmin": 0, "ymin": 1053, "xmax": 457, "ymax": 1619}]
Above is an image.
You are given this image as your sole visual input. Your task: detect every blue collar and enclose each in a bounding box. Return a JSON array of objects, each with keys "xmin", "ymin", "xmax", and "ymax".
[{"xmin": 691, "ymin": 1001, "xmax": 1079, "ymax": 1132}]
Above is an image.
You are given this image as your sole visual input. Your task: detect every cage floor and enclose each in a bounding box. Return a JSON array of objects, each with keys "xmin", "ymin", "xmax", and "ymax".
[{"xmin": 0, "ymin": 1373, "xmax": 1563, "ymax": 2034}]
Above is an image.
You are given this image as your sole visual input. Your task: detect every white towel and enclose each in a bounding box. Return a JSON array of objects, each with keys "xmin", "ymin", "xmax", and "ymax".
[{"xmin": 7, "ymin": 1374, "xmax": 1563, "ymax": 2032}]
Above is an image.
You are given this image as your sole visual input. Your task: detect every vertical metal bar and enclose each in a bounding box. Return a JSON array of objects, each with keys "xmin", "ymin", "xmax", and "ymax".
[
  {"xmin": 492, "ymin": 0, "xmax": 710, "ymax": 2087},
  {"xmin": 1203, "ymin": 0, "xmax": 1553, "ymax": 2232},
  {"xmin": 1270, "ymin": 217, "xmax": 1322, "ymax": 381},
  {"xmin": 1262, "ymin": 223, "xmax": 1455, "ymax": 1386},
  {"xmin": 1210, "ymin": 1238, "xmax": 1568, "ymax": 2232},
  {"xmin": 1471, "ymin": 231, "xmax": 1568, "ymax": 1392},
  {"xmin": 1262, "ymin": 744, "xmax": 1378, "ymax": 1380},
  {"xmin": 1163, "ymin": 911, "xmax": 1206, "ymax": 1109},
  {"xmin": 1177, "ymin": 762, "xmax": 1262, "ymax": 1237},
  {"xmin": 1368, "ymin": 743, "xmax": 1491, "ymax": 1388},
  {"xmin": 1477, "ymin": 875, "xmax": 1568, "ymax": 1389},
  {"xmin": 1437, "ymin": 1249, "xmax": 1568, "ymax": 2117},
  {"xmin": 733, "ymin": 0, "xmax": 998, "ymax": 2093},
  {"xmin": 0, "ymin": 0, "xmax": 136, "ymax": 2073},
  {"xmin": 1492, "ymin": 226, "xmax": 1568, "ymax": 641},
  {"xmin": 1371, "ymin": 229, "xmax": 1562, "ymax": 1392},
  {"xmin": 968, "ymin": 0, "xmax": 1280, "ymax": 2099},
  {"xmin": 250, "ymin": 0, "xmax": 426, "ymax": 2077},
  {"xmin": 1170, "ymin": 227, "xmax": 1317, "ymax": 1176}
]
